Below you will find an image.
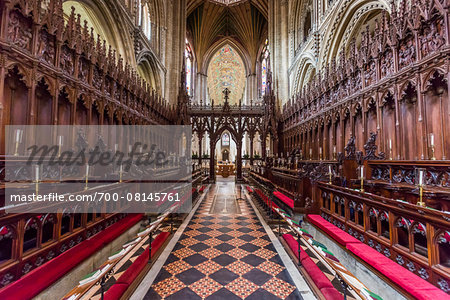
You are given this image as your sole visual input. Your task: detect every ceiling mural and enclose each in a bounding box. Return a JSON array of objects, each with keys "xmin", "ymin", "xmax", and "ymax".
[{"xmin": 207, "ymin": 45, "xmax": 246, "ymax": 105}]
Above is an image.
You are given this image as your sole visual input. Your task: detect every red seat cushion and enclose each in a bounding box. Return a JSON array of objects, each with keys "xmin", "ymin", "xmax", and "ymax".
[
  {"xmin": 346, "ymin": 243, "xmax": 449, "ymax": 300},
  {"xmin": 302, "ymin": 258, "xmax": 334, "ymax": 290},
  {"xmin": 320, "ymin": 287, "xmax": 344, "ymax": 300},
  {"xmin": 104, "ymin": 283, "xmax": 130, "ymax": 300},
  {"xmin": 282, "ymin": 234, "xmax": 309, "ymax": 262},
  {"xmin": 116, "ymin": 232, "xmax": 170, "ymax": 286},
  {"xmin": 246, "ymin": 186, "xmax": 253, "ymax": 193},
  {"xmin": 273, "ymin": 191, "xmax": 294, "ymax": 208},
  {"xmin": 307, "ymin": 215, "xmax": 360, "ymax": 246},
  {"xmin": 0, "ymin": 214, "xmax": 143, "ymax": 300}
]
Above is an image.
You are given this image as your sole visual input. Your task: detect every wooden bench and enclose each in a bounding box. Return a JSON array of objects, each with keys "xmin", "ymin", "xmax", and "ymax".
[
  {"xmin": 307, "ymin": 214, "xmax": 449, "ymax": 300},
  {"xmin": 0, "ymin": 214, "xmax": 143, "ymax": 300}
]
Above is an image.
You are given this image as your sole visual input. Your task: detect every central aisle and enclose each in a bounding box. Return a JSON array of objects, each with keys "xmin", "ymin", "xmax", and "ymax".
[{"xmin": 143, "ymin": 179, "xmax": 304, "ymax": 299}]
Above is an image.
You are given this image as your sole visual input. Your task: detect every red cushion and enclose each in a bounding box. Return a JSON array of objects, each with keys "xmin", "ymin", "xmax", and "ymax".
[
  {"xmin": 273, "ymin": 191, "xmax": 294, "ymax": 208},
  {"xmin": 326, "ymin": 227, "xmax": 360, "ymax": 246},
  {"xmin": 104, "ymin": 283, "xmax": 130, "ymax": 300},
  {"xmin": 302, "ymin": 258, "xmax": 334, "ymax": 290},
  {"xmin": 282, "ymin": 234, "xmax": 309, "ymax": 262},
  {"xmin": 320, "ymin": 287, "xmax": 344, "ymax": 300},
  {"xmin": 246, "ymin": 186, "xmax": 253, "ymax": 193},
  {"xmin": 116, "ymin": 232, "xmax": 170, "ymax": 285},
  {"xmin": 0, "ymin": 214, "xmax": 143, "ymax": 300},
  {"xmin": 307, "ymin": 215, "xmax": 360, "ymax": 246},
  {"xmin": 346, "ymin": 243, "xmax": 449, "ymax": 300}
]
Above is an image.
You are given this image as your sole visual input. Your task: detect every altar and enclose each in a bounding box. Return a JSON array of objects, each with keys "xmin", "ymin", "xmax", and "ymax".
[{"xmin": 216, "ymin": 162, "xmax": 235, "ymax": 178}]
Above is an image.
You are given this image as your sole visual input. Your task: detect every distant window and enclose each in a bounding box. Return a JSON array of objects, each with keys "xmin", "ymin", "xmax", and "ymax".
[
  {"xmin": 185, "ymin": 43, "xmax": 193, "ymax": 96},
  {"xmin": 261, "ymin": 40, "xmax": 269, "ymax": 96},
  {"xmin": 222, "ymin": 133, "xmax": 230, "ymax": 146}
]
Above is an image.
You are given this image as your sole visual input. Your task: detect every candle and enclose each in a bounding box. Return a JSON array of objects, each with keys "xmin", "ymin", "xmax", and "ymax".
[
  {"xmin": 309, "ymin": 148, "xmax": 312, "ymax": 157},
  {"xmin": 35, "ymin": 165, "xmax": 39, "ymax": 182},
  {"xmin": 419, "ymin": 170, "xmax": 423, "ymax": 185},
  {"xmin": 114, "ymin": 144, "xmax": 118, "ymax": 152},
  {"xmin": 389, "ymin": 139, "xmax": 392, "ymax": 150},
  {"xmin": 128, "ymin": 145, "xmax": 132, "ymax": 153},
  {"xmin": 319, "ymin": 147, "xmax": 323, "ymax": 155},
  {"xmin": 333, "ymin": 145, "xmax": 336, "ymax": 154},
  {"xmin": 430, "ymin": 134, "xmax": 434, "ymax": 146},
  {"xmin": 86, "ymin": 164, "xmax": 89, "ymax": 177},
  {"xmin": 329, "ymin": 165, "xmax": 332, "ymax": 174},
  {"xmin": 360, "ymin": 166, "xmax": 364, "ymax": 178},
  {"xmin": 15, "ymin": 129, "xmax": 21, "ymax": 143},
  {"xmin": 58, "ymin": 136, "xmax": 63, "ymax": 146}
]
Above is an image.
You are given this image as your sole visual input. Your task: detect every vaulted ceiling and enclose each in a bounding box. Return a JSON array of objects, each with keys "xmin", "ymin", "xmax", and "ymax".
[{"xmin": 186, "ymin": 0, "xmax": 268, "ymax": 72}]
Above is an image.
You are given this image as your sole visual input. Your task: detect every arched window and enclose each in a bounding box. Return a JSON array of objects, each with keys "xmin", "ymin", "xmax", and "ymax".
[
  {"xmin": 222, "ymin": 133, "xmax": 230, "ymax": 146},
  {"xmin": 142, "ymin": 4, "xmax": 151, "ymax": 40},
  {"xmin": 261, "ymin": 39, "xmax": 269, "ymax": 96},
  {"xmin": 185, "ymin": 42, "xmax": 193, "ymax": 96}
]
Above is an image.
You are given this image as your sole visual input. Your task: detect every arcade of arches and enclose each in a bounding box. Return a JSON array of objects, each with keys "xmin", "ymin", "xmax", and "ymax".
[{"xmin": 0, "ymin": 0, "xmax": 449, "ymax": 299}]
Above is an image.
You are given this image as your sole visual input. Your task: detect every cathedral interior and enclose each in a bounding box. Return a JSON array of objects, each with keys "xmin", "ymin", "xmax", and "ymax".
[{"xmin": 0, "ymin": 0, "xmax": 449, "ymax": 299}]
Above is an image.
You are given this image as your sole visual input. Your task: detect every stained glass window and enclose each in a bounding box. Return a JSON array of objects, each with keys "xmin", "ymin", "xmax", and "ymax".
[
  {"xmin": 185, "ymin": 42, "xmax": 193, "ymax": 96},
  {"xmin": 207, "ymin": 45, "xmax": 246, "ymax": 105},
  {"xmin": 261, "ymin": 39, "xmax": 269, "ymax": 96},
  {"xmin": 222, "ymin": 133, "xmax": 230, "ymax": 146}
]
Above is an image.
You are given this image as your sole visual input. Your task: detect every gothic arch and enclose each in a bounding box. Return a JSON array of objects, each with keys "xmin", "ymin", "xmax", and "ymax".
[
  {"xmin": 137, "ymin": 51, "xmax": 163, "ymax": 94},
  {"xmin": 320, "ymin": 0, "xmax": 390, "ymax": 67},
  {"xmin": 62, "ymin": 0, "xmax": 135, "ymax": 65},
  {"xmin": 293, "ymin": 54, "xmax": 317, "ymax": 94},
  {"xmin": 202, "ymin": 38, "xmax": 251, "ymax": 75}
]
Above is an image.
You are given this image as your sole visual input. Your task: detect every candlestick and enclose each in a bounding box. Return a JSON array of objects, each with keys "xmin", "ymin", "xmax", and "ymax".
[
  {"xmin": 360, "ymin": 166, "xmax": 364, "ymax": 193},
  {"xmin": 389, "ymin": 139, "xmax": 393, "ymax": 160},
  {"xmin": 417, "ymin": 185, "xmax": 425, "ymax": 207},
  {"xmin": 58, "ymin": 136, "xmax": 63, "ymax": 157},
  {"xmin": 14, "ymin": 129, "xmax": 22, "ymax": 156},
  {"xmin": 328, "ymin": 165, "xmax": 332, "ymax": 184},
  {"xmin": 35, "ymin": 165, "xmax": 39, "ymax": 195}
]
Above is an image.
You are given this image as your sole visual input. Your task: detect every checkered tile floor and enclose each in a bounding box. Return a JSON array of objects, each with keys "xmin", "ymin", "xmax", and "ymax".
[{"xmin": 144, "ymin": 181, "xmax": 302, "ymax": 300}]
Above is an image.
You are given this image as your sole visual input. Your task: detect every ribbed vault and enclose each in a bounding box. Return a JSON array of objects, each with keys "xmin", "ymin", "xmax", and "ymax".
[{"xmin": 187, "ymin": 0, "xmax": 267, "ymax": 72}]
